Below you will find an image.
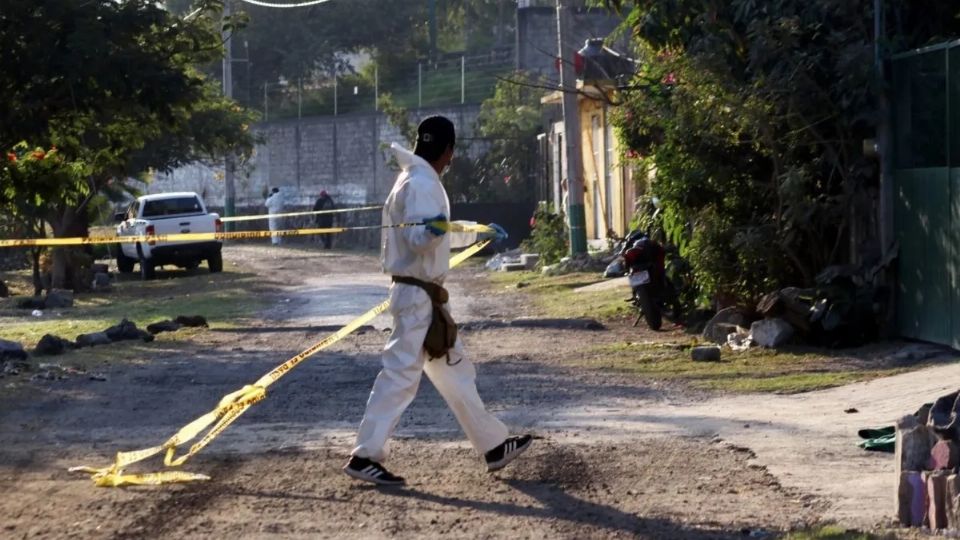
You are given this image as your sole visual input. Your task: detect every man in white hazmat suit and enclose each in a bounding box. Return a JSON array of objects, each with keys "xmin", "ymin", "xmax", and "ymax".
[
  {"xmin": 265, "ymin": 187, "xmax": 284, "ymax": 245},
  {"xmin": 344, "ymin": 116, "xmax": 532, "ymax": 486}
]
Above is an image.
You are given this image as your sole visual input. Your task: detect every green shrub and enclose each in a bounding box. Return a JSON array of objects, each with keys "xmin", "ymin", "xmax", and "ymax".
[{"xmin": 522, "ymin": 204, "xmax": 568, "ymax": 267}]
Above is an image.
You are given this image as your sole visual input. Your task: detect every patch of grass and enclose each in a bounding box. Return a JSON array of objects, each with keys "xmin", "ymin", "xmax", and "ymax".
[
  {"xmin": 488, "ymin": 271, "xmax": 631, "ymax": 320},
  {"xmin": 784, "ymin": 525, "xmax": 891, "ymax": 540},
  {"xmin": 0, "ymin": 262, "xmax": 266, "ymax": 348},
  {"xmin": 582, "ymin": 342, "xmax": 912, "ymax": 394}
]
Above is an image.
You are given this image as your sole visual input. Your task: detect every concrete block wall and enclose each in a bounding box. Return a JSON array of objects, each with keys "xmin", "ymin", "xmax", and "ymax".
[{"xmin": 148, "ymin": 104, "xmax": 482, "ymax": 213}]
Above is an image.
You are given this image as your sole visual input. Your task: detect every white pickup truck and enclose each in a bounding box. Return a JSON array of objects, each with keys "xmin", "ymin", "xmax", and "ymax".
[{"xmin": 114, "ymin": 192, "xmax": 223, "ymax": 280}]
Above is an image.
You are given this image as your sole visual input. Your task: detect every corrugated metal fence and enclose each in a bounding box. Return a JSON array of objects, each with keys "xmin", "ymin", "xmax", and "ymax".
[{"xmin": 892, "ymin": 40, "xmax": 960, "ymax": 347}]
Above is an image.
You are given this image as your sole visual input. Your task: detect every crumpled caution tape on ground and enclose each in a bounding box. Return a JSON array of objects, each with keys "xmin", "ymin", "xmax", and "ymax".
[
  {"xmin": 69, "ymin": 240, "xmax": 491, "ymax": 487},
  {"xmin": 220, "ymin": 205, "xmax": 382, "ymax": 223},
  {"xmin": 0, "ymin": 220, "xmax": 489, "ymax": 248}
]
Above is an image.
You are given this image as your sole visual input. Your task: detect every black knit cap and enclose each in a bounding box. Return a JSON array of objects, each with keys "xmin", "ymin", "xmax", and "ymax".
[{"xmin": 414, "ymin": 115, "xmax": 456, "ymax": 162}]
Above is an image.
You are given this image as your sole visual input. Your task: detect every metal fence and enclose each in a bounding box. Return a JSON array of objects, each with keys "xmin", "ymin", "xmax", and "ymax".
[
  {"xmin": 891, "ymin": 39, "xmax": 960, "ymax": 347},
  {"xmin": 255, "ymin": 50, "xmax": 515, "ymax": 121}
]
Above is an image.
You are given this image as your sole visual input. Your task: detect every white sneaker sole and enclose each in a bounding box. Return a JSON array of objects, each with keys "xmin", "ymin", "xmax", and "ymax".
[
  {"xmin": 343, "ymin": 466, "xmax": 405, "ymax": 486},
  {"xmin": 486, "ymin": 438, "xmax": 533, "ymax": 472}
]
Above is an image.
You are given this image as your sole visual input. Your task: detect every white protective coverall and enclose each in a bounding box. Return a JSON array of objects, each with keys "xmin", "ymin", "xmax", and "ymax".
[
  {"xmin": 351, "ymin": 143, "xmax": 509, "ymax": 462},
  {"xmin": 265, "ymin": 190, "xmax": 284, "ymax": 244}
]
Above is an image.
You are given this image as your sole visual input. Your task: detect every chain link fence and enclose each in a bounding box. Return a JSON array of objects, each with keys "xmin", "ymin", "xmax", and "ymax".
[{"xmin": 256, "ymin": 49, "xmax": 514, "ymax": 121}]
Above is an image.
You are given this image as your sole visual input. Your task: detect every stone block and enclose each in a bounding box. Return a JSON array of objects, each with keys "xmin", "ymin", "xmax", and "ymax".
[
  {"xmin": 928, "ymin": 440, "xmax": 960, "ymax": 470},
  {"xmin": 520, "ymin": 253, "xmax": 540, "ymax": 270},
  {"xmin": 896, "ymin": 471, "xmax": 926, "ymax": 527},
  {"xmin": 926, "ymin": 470, "xmax": 950, "ymax": 530},
  {"xmin": 691, "ymin": 345, "xmax": 722, "ymax": 362}
]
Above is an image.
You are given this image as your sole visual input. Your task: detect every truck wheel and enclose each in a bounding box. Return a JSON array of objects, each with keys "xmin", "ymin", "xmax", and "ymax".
[
  {"xmin": 116, "ymin": 247, "xmax": 135, "ymax": 274},
  {"xmin": 139, "ymin": 257, "xmax": 156, "ymax": 280},
  {"xmin": 207, "ymin": 250, "xmax": 223, "ymax": 273},
  {"xmin": 633, "ymin": 286, "xmax": 662, "ymax": 331}
]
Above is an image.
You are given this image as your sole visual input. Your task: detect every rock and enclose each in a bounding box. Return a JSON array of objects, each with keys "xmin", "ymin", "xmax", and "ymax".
[
  {"xmin": 927, "ymin": 470, "xmax": 951, "ymax": 530},
  {"xmin": 45, "ymin": 289, "xmax": 74, "ymax": 308},
  {"xmin": 520, "ymin": 253, "xmax": 540, "ymax": 270},
  {"xmin": 0, "ymin": 279, "xmax": 8, "ymax": 298},
  {"xmin": 174, "ymin": 315, "xmax": 208, "ymax": 328},
  {"xmin": 929, "ymin": 390, "xmax": 960, "ymax": 440},
  {"xmin": 104, "ymin": 319, "xmax": 154, "ymax": 342},
  {"xmin": 75, "ymin": 332, "xmax": 112, "ymax": 348},
  {"xmin": 705, "ymin": 322, "xmax": 747, "ymax": 345},
  {"xmin": 17, "ymin": 296, "xmax": 45, "ymax": 310},
  {"xmin": 147, "ymin": 320, "xmax": 183, "ymax": 335},
  {"xmin": 33, "ymin": 334, "xmax": 74, "ymax": 356},
  {"xmin": 750, "ymin": 318, "xmax": 795, "ymax": 348},
  {"xmin": 702, "ymin": 307, "xmax": 750, "ymax": 344},
  {"xmin": 92, "ymin": 272, "xmax": 111, "ymax": 291},
  {"xmin": 726, "ymin": 330, "xmax": 754, "ymax": 351},
  {"xmin": 501, "ymin": 262, "xmax": 527, "ymax": 272},
  {"xmin": 691, "ymin": 345, "xmax": 722, "ymax": 362},
  {"xmin": 0, "ymin": 338, "xmax": 27, "ymax": 361},
  {"xmin": 928, "ymin": 440, "xmax": 960, "ymax": 470},
  {"xmin": 88, "ymin": 373, "xmax": 108, "ymax": 382},
  {"xmin": 897, "ymin": 471, "xmax": 926, "ymax": 527}
]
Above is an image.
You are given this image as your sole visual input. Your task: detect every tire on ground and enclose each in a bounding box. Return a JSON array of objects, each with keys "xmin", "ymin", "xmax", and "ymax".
[
  {"xmin": 634, "ymin": 285, "xmax": 662, "ymax": 331},
  {"xmin": 116, "ymin": 246, "xmax": 135, "ymax": 274},
  {"xmin": 207, "ymin": 250, "xmax": 223, "ymax": 273}
]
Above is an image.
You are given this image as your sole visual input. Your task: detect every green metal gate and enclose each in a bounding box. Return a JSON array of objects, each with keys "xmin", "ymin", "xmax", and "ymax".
[{"xmin": 892, "ymin": 40, "xmax": 960, "ymax": 347}]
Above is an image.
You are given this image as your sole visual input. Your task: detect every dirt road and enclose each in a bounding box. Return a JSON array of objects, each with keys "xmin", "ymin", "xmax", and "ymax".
[{"xmin": 0, "ymin": 244, "xmax": 942, "ymax": 538}]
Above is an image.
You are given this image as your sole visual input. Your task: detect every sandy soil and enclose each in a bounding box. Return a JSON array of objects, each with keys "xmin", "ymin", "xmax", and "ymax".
[{"xmin": 0, "ymin": 243, "xmax": 945, "ymax": 538}]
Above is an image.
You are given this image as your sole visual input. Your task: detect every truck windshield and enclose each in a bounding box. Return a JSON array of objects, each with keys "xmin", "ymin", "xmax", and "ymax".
[{"xmin": 142, "ymin": 197, "xmax": 203, "ymax": 218}]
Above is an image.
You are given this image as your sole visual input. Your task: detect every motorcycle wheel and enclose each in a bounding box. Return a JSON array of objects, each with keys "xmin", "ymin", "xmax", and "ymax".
[{"xmin": 633, "ymin": 286, "xmax": 663, "ymax": 331}]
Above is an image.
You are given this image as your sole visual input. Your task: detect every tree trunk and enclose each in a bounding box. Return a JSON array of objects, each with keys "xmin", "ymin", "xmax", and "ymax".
[
  {"xmin": 31, "ymin": 248, "xmax": 43, "ymax": 296},
  {"xmin": 49, "ymin": 206, "xmax": 90, "ymax": 291}
]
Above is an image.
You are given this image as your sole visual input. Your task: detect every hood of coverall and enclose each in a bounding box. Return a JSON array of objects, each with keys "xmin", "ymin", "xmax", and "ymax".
[{"xmin": 390, "ymin": 142, "xmax": 440, "ymax": 181}]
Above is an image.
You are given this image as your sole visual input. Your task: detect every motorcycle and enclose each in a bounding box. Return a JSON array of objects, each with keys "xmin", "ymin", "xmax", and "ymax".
[{"xmin": 604, "ymin": 229, "xmax": 681, "ymax": 331}]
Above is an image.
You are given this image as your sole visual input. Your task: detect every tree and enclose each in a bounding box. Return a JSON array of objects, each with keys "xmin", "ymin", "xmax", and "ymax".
[
  {"xmin": 602, "ymin": 0, "xmax": 960, "ymax": 305},
  {"xmin": 0, "ymin": 0, "xmax": 257, "ymax": 289},
  {"xmin": 446, "ymin": 72, "xmax": 544, "ymax": 203}
]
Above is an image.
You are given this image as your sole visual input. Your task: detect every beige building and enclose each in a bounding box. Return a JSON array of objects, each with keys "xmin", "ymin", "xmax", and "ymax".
[{"xmin": 543, "ymin": 85, "xmax": 636, "ymax": 246}]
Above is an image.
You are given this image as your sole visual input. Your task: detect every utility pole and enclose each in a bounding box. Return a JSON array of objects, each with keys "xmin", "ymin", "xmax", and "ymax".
[
  {"xmin": 428, "ymin": 0, "xmax": 437, "ymax": 62},
  {"xmin": 557, "ymin": 0, "xmax": 587, "ymax": 254},
  {"xmin": 222, "ymin": 1, "xmax": 237, "ymax": 231}
]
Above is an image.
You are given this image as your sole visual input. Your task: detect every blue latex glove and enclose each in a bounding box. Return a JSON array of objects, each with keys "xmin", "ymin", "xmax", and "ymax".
[
  {"xmin": 423, "ymin": 214, "xmax": 448, "ymax": 236},
  {"xmin": 478, "ymin": 223, "xmax": 508, "ymax": 242}
]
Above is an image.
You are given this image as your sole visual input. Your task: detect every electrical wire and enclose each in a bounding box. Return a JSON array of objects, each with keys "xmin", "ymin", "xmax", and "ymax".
[{"xmin": 235, "ymin": 0, "xmax": 333, "ymax": 8}]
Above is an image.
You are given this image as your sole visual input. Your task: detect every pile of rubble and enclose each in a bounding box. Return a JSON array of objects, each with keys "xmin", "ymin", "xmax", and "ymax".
[
  {"xmin": 896, "ymin": 390, "xmax": 960, "ymax": 530},
  {"xmin": 486, "ymin": 250, "xmax": 540, "ymax": 272},
  {"xmin": 696, "ymin": 262, "xmax": 888, "ymax": 357},
  {"xmin": 541, "ymin": 253, "xmax": 609, "ymax": 276}
]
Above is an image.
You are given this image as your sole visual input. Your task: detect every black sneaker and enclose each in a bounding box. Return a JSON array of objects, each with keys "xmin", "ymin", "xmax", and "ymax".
[
  {"xmin": 485, "ymin": 435, "xmax": 533, "ymax": 471},
  {"xmin": 343, "ymin": 456, "xmax": 406, "ymax": 486}
]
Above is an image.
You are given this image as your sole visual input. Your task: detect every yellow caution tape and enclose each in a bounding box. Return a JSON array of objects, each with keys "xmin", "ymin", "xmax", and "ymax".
[
  {"xmin": 220, "ymin": 205, "xmax": 383, "ymax": 223},
  {"xmin": 69, "ymin": 240, "xmax": 491, "ymax": 487},
  {"xmin": 0, "ymin": 221, "xmax": 493, "ymax": 249}
]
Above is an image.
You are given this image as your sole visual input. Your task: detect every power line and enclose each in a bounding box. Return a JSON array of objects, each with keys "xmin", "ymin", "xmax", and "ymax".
[{"xmin": 236, "ymin": 0, "xmax": 333, "ymax": 8}]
